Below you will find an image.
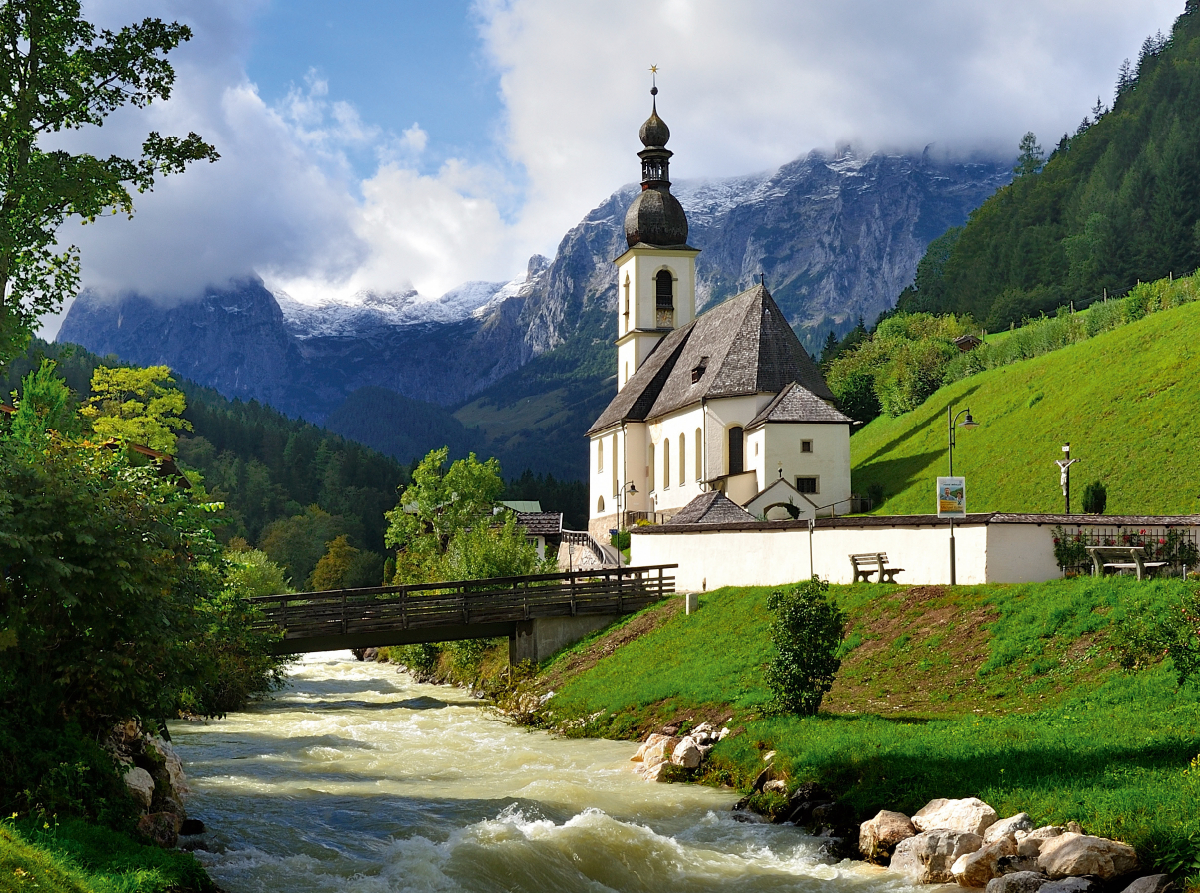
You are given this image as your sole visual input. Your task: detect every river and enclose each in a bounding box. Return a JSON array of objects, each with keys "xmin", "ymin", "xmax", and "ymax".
[{"xmin": 169, "ymin": 652, "xmax": 917, "ymax": 893}]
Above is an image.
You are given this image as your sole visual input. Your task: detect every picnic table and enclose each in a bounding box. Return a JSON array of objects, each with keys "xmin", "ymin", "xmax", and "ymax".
[{"xmin": 1084, "ymin": 545, "xmax": 1167, "ymax": 581}]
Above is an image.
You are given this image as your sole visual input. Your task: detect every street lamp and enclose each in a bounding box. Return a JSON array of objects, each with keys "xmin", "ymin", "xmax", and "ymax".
[
  {"xmin": 947, "ymin": 405, "xmax": 979, "ymax": 585},
  {"xmin": 615, "ymin": 481, "xmax": 637, "ymax": 568}
]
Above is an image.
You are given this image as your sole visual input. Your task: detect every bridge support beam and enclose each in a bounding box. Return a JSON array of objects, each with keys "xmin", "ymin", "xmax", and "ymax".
[{"xmin": 509, "ymin": 614, "xmax": 620, "ymax": 666}]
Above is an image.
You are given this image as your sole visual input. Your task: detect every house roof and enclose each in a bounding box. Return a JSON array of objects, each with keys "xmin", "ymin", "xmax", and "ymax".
[
  {"xmin": 746, "ymin": 381, "xmax": 854, "ymax": 428},
  {"xmin": 588, "ymin": 284, "xmax": 834, "ymax": 434},
  {"xmin": 501, "ymin": 500, "xmax": 542, "ymax": 513},
  {"xmin": 515, "ymin": 511, "xmax": 563, "ymax": 536},
  {"xmin": 667, "ymin": 490, "xmax": 755, "ymax": 525}
]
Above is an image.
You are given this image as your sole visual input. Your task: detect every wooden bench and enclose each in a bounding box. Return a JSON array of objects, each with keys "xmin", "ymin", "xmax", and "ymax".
[
  {"xmin": 1085, "ymin": 545, "xmax": 1167, "ymax": 581},
  {"xmin": 849, "ymin": 552, "xmax": 904, "ymax": 584}
]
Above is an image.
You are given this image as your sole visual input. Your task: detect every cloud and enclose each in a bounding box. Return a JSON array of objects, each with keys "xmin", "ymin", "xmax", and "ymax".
[{"xmin": 40, "ymin": 0, "xmax": 1183, "ymax": 340}]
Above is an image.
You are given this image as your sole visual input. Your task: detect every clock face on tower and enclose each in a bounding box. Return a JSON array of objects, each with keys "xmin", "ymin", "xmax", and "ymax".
[{"xmin": 656, "ymin": 307, "xmax": 673, "ymax": 328}]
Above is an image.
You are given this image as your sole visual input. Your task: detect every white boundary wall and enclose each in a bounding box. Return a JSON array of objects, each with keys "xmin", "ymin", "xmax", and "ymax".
[{"xmin": 630, "ymin": 515, "xmax": 1200, "ymax": 591}]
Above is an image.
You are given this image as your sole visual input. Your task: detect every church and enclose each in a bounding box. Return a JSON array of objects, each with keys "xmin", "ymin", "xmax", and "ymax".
[{"xmin": 587, "ymin": 87, "xmax": 856, "ymax": 539}]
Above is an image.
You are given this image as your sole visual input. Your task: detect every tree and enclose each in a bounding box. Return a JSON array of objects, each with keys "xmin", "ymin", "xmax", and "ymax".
[
  {"xmin": 385, "ymin": 447, "xmax": 506, "ymax": 582},
  {"xmin": 765, "ymin": 577, "xmax": 845, "ymax": 716},
  {"xmin": 259, "ymin": 505, "xmax": 360, "ymax": 588},
  {"xmin": 80, "ymin": 364, "xmax": 191, "ymax": 451},
  {"xmin": 1082, "ymin": 480, "xmax": 1107, "ymax": 514},
  {"xmin": 9, "ymin": 357, "xmax": 77, "ymax": 439},
  {"xmin": 1014, "ymin": 132, "xmax": 1044, "ymax": 178},
  {"xmin": 0, "ymin": 0, "xmax": 218, "ymax": 360}
]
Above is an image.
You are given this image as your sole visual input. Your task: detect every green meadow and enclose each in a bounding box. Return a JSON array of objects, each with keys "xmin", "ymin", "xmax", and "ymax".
[
  {"xmin": 850, "ymin": 298, "xmax": 1200, "ymax": 516},
  {"xmin": 541, "ymin": 577, "xmax": 1200, "ymax": 875}
]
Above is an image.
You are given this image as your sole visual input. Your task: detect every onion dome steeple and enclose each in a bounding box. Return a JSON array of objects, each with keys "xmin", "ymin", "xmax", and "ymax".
[{"xmin": 624, "ymin": 79, "xmax": 689, "ymax": 248}]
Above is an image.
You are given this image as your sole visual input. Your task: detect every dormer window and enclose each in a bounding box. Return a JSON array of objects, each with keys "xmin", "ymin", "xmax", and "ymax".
[
  {"xmin": 691, "ymin": 356, "xmax": 709, "ymax": 383},
  {"xmin": 655, "ymin": 270, "xmax": 674, "ymax": 328}
]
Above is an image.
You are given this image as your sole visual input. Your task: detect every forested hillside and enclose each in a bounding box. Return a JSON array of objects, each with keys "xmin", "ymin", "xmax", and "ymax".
[{"xmin": 898, "ymin": 1, "xmax": 1200, "ymax": 327}]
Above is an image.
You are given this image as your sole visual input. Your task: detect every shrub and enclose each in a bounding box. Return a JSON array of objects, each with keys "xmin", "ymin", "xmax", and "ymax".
[
  {"xmin": 765, "ymin": 578, "xmax": 846, "ymax": 716},
  {"xmin": 1110, "ymin": 587, "xmax": 1200, "ymax": 684},
  {"xmin": 1051, "ymin": 526, "xmax": 1090, "ymax": 570},
  {"xmin": 611, "ymin": 529, "xmax": 631, "ymax": 551},
  {"xmin": 1082, "ymin": 480, "xmax": 1107, "ymax": 514}
]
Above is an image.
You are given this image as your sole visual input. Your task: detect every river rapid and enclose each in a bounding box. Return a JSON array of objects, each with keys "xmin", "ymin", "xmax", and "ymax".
[{"xmin": 169, "ymin": 652, "xmax": 917, "ymax": 893}]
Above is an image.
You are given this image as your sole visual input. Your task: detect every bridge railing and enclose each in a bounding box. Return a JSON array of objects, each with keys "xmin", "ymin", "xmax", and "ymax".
[{"xmin": 247, "ymin": 564, "xmax": 677, "ymax": 643}]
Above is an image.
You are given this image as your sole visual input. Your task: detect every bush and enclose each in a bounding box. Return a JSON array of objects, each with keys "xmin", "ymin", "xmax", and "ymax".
[
  {"xmin": 765, "ymin": 578, "xmax": 846, "ymax": 716},
  {"xmin": 610, "ymin": 529, "xmax": 631, "ymax": 551},
  {"xmin": 1082, "ymin": 480, "xmax": 1107, "ymax": 514},
  {"xmin": 1110, "ymin": 588, "xmax": 1200, "ymax": 684}
]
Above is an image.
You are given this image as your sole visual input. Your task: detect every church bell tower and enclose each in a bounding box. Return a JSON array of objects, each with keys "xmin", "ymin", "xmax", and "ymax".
[{"xmin": 614, "ymin": 82, "xmax": 699, "ymax": 392}]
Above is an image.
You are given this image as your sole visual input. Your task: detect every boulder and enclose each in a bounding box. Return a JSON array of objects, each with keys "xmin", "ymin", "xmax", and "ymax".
[
  {"xmin": 1118, "ymin": 875, "xmax": 1174, "ymax": 893},
  {"xmin": 953, "ymin": 836, "xmax": 1018, "ymax": 887},
  {"xmin": 762, "ymin": 779, "xmax": 789, "ymax": 795},
  {"xmin": 860, "ymin": 810, "xmax": 918, "ymax": 864},
  {"xmin": 985, "ymin": 814, "xmax": 1034, "ymax": 844},
  {"xmin": 891, "ymin": 830, "xmax": 984, "ymax": 884},
  {"xmin": 639, "ymin": 759, "xmax": 672, "ymax": 782},
  {"xmin": 671, "ymin": 737, "xmax": 703, "ymax": 769},
  {"xmin": 718, "ymin": 727, "xmax": 731, "ymax": 740},
  {"xmin": 1066, "ymin": 822, "xmax": 1084, "ymax": 835},
  {"xmin": 1042, "ymin": 878, "xmax": 1102, "ymax": 893},
  {"xmin": 998, "ymin": 855, "xmax": 1044, "ymax": 875},
  {"xmin": 1023, "ymin": 827, "xmax": 1066, "ymax": 842},
  {"xmin": 631, "ymin": 733, "xmax": 669, "ymax": 762},
  {"xmin": 147, "ymin": 738, "xmax": 189, "ymax": 800},
  {"xmin": 137, "ymin": 812, "xmax": 179, "ymax": 848},
  {"xmin": 1037, "ymin": 834, "xmax": 1137, "ymax": 880},
  {"xmin": 913, "ymin": 797, "xmax": 999, "ymax": 836},
  {"xmin": 179, "ymin": 818, "xmax": 206, "ymax": 836},
  {"xmin": 123, "ymin": 766, "xmax": 155, "ymax": 810},
  {"xmin": 986, "ymin": 871, "xmax": 1051, "ymax": 893},
  {"xmin": 639, "ymin": 736, "xmax": 680, "ymax": 767}
]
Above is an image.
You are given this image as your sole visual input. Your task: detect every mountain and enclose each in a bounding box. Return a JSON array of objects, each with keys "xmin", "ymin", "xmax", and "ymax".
[
  {"xmin": 896, "ymin": 3, "xmax": 1200, "ymax": 328},
  {"xmin": 57, "ymin": 147, "xmax": 1010, "ymax": 480}
]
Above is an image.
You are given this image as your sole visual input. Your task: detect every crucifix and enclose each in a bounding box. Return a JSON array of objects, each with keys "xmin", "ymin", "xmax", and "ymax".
[{"xmin": 1055, "ymin": 443, "xmax": 1080, "ymax": 514}]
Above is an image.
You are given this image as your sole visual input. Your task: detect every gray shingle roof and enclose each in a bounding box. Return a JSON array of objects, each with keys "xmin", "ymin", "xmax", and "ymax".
[
  {"xmin": 588, "ymin": 284, "xmax": 834, "ymax": 434},
  {"xmin": 746, "ymin": 382, "xmax": 854, "ymax": 428},
  {"xmin": 515, "ymin": 512, "xmax": 563, "ymax": 536},
  {"xmin": 667, "ymin": 490, "xmax": 755, "ymax": 525}
]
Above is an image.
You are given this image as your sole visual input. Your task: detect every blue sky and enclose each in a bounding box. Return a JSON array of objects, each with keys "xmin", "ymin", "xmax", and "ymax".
[
  {"xmin": 245, "ymin": 1, "xmax": 508, "ymax": 184},
  {"xmin": 42, "ymin": 0, "xmax": 1184, "ymax": 335}
]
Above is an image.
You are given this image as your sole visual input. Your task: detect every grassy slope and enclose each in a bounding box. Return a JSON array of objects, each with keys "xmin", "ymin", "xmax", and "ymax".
[
  {"xmin": 541, "ymin": 577, "xmax": 1200, "ymax": 866},
  {"xmin": 851, "ymin": 299, "xmax": 1200, "ymax": 515},
  {"xmin": 0, "ymin": 819, "xmax": 211, "ymax": 893}
]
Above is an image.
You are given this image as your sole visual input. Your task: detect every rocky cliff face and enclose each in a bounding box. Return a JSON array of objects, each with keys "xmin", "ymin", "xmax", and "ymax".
[{"xmin": 57, "ymin": 148, "xmax": 1009, "ymax": 426}]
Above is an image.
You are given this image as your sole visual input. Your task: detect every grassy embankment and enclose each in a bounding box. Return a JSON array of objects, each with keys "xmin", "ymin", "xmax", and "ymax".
[
  {"xmin": 851, "ymin": 296, "xmax": 1200, "ymax": 515},
  {"xmin": 0, "ymin": 818, "xmax": 211, "ymax": 893},
  {"xmin": 536, "ymin": 576, "xmax": 1200, "ymax": 875}
]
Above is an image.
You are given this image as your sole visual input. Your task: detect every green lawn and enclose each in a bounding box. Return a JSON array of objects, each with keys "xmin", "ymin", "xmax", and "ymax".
[
  {"xmin": 541, "ymin": 577, "xmax": 1200, "ymax": 873},
  {"xmin": 851, "ymin": 299, "xmax": 1200, "ymax": 515},
  {"xmin": 0, "ymin": 819, "xmax": 211, "ymax": 893}
]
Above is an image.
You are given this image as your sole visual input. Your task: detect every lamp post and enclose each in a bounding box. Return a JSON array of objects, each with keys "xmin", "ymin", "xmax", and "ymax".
[
  {"xmin": 615, "ymin": 481, "xmax": 637, "ymax": 568},
  {"xmin": 947, "ymin": 405, "xmax": 979, "ymax": 585}
]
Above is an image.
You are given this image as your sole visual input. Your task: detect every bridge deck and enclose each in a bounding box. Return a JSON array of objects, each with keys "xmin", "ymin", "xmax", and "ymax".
[{"xmin": 249, "ymin": 564, "xmax": 677, "ymax": 654}]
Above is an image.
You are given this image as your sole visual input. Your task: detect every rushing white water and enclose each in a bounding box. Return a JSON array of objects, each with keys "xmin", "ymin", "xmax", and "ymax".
[{"xmin": 169, "ymin": 652, "xmax": 917, "ymax": 893}]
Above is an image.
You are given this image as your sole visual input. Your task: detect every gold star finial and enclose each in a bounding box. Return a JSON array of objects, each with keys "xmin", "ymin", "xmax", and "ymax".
[{"xmin": 649, "ymin": 65, "xmax": 659, "ymax": 97}]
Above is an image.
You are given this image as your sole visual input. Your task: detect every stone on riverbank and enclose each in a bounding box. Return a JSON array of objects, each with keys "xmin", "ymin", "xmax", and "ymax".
[
  {"xmin": 913, "ymin": 797, "xmax": 998, "ymax": 836},
  {"xmin": 123, "ymin": 767, "xmax": 155, "ymax": 810},
  {"xmin": 953, "ymin": 835, "xmax": 1017, "ymax": 887},
  {"xmin": 1119, "ymin": 875, "xmax": 1173, "ymax": 893},
  {"xmin": 987, "ymin": 871, "xmax": 1051, "ymax": 893},
  {"xmin": 891, "ymin": 829, "xmax": 984, "ymax": 883},
  {"xmin": 1037, "ymin": 833, "xmax": 1137, "ymax": 880},
  {"xmin": 671, "ymin": 737, "xmax": 703, "ymax": 768},
  {"xmin": 1041, "ymin": 878, "xmax": 1102, "ymax": 893},
  {"xmin": 859, "ymin": 810, "xmax": 917, "ymax": 864},
  {"xmin": 985, "ymin": 814, "xmax": 1034, "ymax": 844}
]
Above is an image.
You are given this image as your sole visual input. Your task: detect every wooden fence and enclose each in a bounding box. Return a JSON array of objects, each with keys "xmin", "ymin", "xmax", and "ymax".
[{"xmin": 248, "ymin": 564, "xmax": 676, "ymax": 651}]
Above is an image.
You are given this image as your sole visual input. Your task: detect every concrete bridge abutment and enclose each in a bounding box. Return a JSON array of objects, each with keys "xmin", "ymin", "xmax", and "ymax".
[{"xmin": 508, "ymin": 614, "xmax": 620, "ymax": 665}]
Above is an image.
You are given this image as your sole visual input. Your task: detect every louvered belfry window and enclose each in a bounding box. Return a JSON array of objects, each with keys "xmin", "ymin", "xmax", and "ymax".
[{"xmin": 655, "ymin": 270, "xmax": 673, "ymax": 328}]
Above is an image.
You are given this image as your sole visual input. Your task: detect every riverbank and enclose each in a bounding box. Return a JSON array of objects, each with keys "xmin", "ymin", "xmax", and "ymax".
[
  {"xmin": 0, "ymin": 816, "xmax": 214, "ymax": 893},
  {"xmin": 512, "ymin": 576, "xmax": 1200, "ymax": 887}
]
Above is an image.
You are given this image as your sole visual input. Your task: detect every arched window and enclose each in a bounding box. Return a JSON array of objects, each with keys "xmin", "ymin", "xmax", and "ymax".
[
  {"xmin": 695, "ymin": 428, "xmax": 702, "ymax": 481},
  {"xmin": 597, "ymin": 495, "xmax": 605, "ymax": 513},
  {"xmin": 728, "ymin": 426, "xmax": 744, "ymax": 475},
  {"xmin": 655, "ymin": 270, "xmax": 674, "ymax": 328},
  {"xmin": 648, "ymin": 442, "xmax": 656, "ymax": 492},
  {"xmin": 679, "ymin": 433, "xmax": 686, "ymax": 486},
  {"xmin": 597, "ymin": 439, "xmax": 604, "ymax": 473},
  {"xmin": 663, "ymin": 440, "xmax": 670, "ymax": 488}
]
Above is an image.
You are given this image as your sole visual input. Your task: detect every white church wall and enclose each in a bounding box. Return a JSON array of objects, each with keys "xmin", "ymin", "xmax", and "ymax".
[
  {"xmin": 760, "ymin": 423, "xmax": 852, "ymax": 510},
  {"xmin": 703, "ymin": 395, "xmax": 770, "ymax": 480},
  {"xmin": 631, "ymin": 521, "xmax": 1005, "ymax": 590},
  {"xmin": 984, "ymin": 523, "xmax": 1068, "ymax": 583},
  {"xmin": 643, "ymin": 406, "xmax": 707, "ymax": 513}
]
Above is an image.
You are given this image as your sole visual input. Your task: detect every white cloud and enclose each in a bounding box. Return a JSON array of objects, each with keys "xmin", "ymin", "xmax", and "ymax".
[{"xmin": 40, "ymin": 0, "xmax": 1184, "ymax": 339}]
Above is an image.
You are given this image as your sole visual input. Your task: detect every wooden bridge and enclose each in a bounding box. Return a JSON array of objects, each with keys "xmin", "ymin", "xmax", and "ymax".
[{"xmin": 248, "ymin": 564, "xmax": 677, "ymax": 662}]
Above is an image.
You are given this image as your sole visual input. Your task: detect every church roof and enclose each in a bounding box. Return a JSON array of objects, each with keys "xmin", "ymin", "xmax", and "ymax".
[
  {"xmin": 588, "ymin": 283, "xmax": 836, "ymax": 434},
  {"xmin": 745, "ymin": 382, "xmax": 855, "ymax": 428},
  {"xmin": 667, "ymin": 490, "xmax": 755, "ymax": 525}
]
